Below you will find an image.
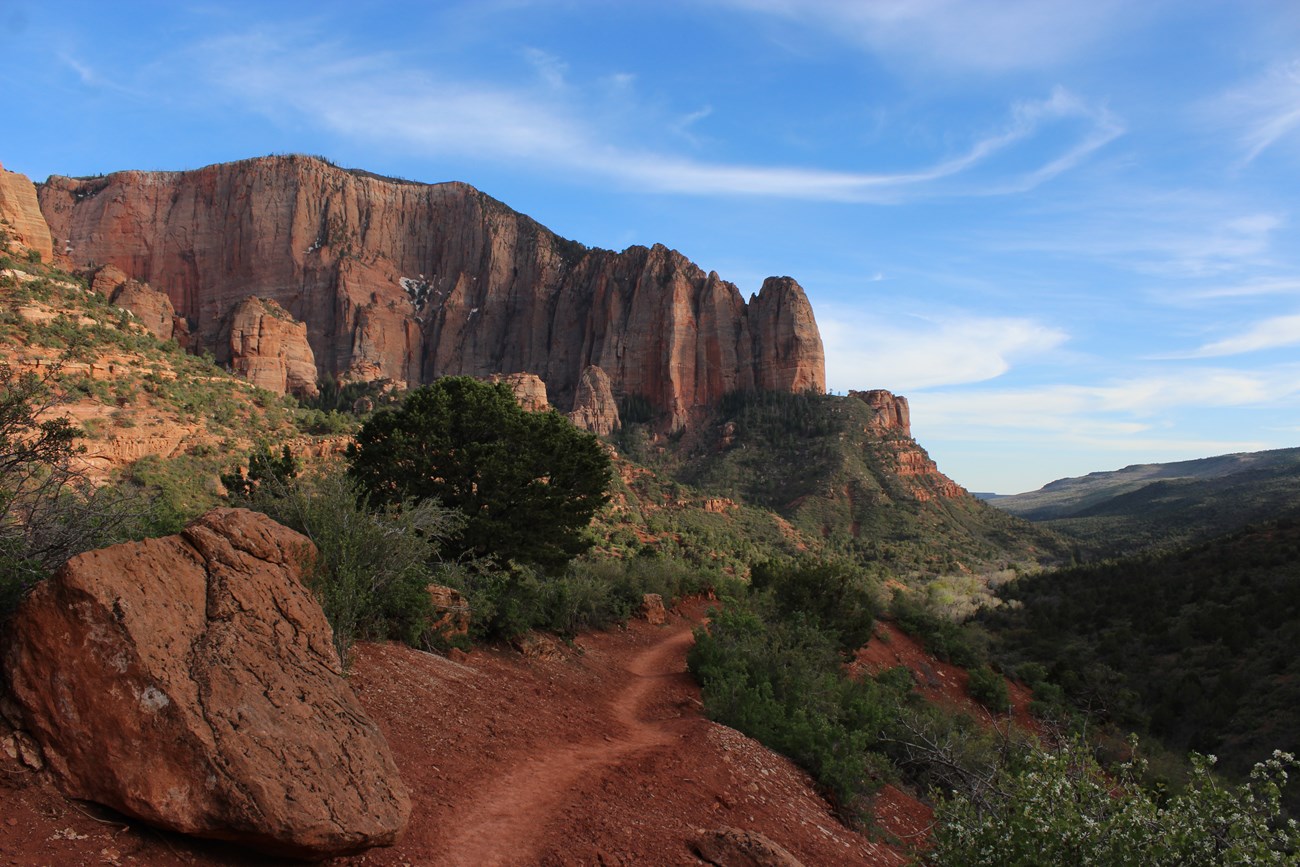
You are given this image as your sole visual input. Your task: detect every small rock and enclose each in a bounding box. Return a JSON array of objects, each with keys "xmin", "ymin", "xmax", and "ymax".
[
  {"xmin": 691, "ymin": 826, "xmax": 805, "ymax": 867},
  {"xmin": 427, "ymin": 584, "xmax": 471, "ymax": 638},
  {"xmin": 512, "ymin": 630, "xmax": 565, "ymax": 660},
  {"xmin": 641, "ymin": 593, "xmax": 667, "ymax": 625}
]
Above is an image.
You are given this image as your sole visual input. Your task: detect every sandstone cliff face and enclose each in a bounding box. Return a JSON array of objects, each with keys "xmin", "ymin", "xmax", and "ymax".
[
  {"xmin": 38, "ymin": 155, "xmax": 825, "ymax": 426},
  {"xmin": 568, "ymin": 365, "xmax": 621, "ymax": 435},
  {"xmin": 852, "ymin": 389, "xmax": 911, "ymax": 437},
  {"xmin": 220, "ymin": 296, "xmax": 319, "ymax": 398},
  {"xmin": 0, "ymin": 165, "xmax": 53, "ymax": 260}
]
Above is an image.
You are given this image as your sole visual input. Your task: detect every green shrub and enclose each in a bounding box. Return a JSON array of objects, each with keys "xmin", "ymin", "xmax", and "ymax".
[
  {"xmin": 240, "ymin": 468, "xmax": 464, "ymax": 663},
  {"xmin": 891, "ymin": 592, "xmax": 985, "ymax": 668},
  {"xmin": 967, "ymin": 665, "xmax": 1011, "ymax": 713},
  {"xmin": 347, "ymin": 377, "xmax": 612, "ymax": 572},
  {"xmin": 929, "ymin": 740, "xmax": 1300, "ymax": 866},
  {"xmin": 689, "ymin": 600, "xmax": 900, "ymax": 822},
  {"xmin": 751, "ymin": 557, "xmax": 877, "ymax": 654}
]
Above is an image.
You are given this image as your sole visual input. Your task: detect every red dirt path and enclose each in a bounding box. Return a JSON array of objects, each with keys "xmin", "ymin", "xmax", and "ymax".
[{"xmin": 1, "ymin": 601, "xmax": 925, "ymax": 866}]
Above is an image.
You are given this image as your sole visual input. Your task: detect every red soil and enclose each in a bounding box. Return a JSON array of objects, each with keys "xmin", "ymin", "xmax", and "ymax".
[
  {"xmin": 1, "ymin": 601, "xmax": 925, "ymax": 866},
  {"xmin": 851, "ymin": 620, "xmax": 1042, "ymax": 737}
]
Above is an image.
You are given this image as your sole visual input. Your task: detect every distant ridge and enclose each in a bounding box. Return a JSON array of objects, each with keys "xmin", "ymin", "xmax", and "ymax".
[{"xmin": 988, "ymin": 446, "xmax": 1300, "ymax": 557}]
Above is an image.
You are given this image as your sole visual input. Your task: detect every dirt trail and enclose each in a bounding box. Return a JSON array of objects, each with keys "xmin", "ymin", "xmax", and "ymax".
[
  {"xmin": 0, "ymin": 603, "xmax": 918, "ymax": 865},
  {"xmin": 441, "ymin": 627, "xmax": 696, "ymax": 866}
]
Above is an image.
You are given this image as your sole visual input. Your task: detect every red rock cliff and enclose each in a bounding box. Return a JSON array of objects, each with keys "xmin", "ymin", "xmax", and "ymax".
[
  {"xmin": 851, "ymin": 389, "xmax": 964, "ymax": 501},
  {"xmin": 37, "ymin": 155, "xmax": 826, "ymax": 426},
  {"xmin": 0, "ymin": 165, "xmax": 53, "ymax": 261}
]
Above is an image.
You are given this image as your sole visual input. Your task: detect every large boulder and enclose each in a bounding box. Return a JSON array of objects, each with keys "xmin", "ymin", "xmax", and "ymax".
[{"xmin": 1, "ymin": 508, "xmax": 410, "ymax": 858}]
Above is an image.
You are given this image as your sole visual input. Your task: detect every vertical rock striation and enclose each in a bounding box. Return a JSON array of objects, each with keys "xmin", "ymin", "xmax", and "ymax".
[
  {"xmin": 568, "ymin": 365, "xmax": 621, "ymax": 435},
  {"xmin": 220, "ymin": 296, "xmax": 319, "ymax": 399},
  {"xmin": 38, "ymin": 155, "xmax": 825, "ymax": 423}
]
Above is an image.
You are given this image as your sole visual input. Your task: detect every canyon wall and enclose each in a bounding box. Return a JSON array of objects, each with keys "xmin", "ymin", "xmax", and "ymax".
[{"xmin": 38, "ymin": 155, "xmax": 825, "ymax": 425}]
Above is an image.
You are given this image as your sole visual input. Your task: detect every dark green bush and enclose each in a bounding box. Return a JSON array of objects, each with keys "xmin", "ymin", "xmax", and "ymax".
[
  {"xmin": 689, "ymin": 598, "xmax": 906, "ymax": 822},
  {"xmin": 891, "ymin": 593, "xmax": 984, "ymax": 669},
  {"xmin": 240, "ymin": 468, "xmax": 464, "ymax": 663},
  {"xmin": 967, "ymin": 665, "xmax": 1011, "ymax": 713},
  {"xmin": 750, "ymin": 557, "xmax": 876, "ymax": 654},
  {"xmin": 347, "ymin": 377, "xmax": 612, "ymax": 572}
]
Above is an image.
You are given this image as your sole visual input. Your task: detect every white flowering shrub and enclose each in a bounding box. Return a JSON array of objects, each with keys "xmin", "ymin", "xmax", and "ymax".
[{"xmin": 927, "ymin": 740, "xmax": 1299, "ymax": 866}]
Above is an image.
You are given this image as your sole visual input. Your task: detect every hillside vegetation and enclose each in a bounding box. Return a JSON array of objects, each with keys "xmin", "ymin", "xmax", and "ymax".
[
  {"xmin": 653, "ymin": 389, "xmax": 1066, "ymax": 579},
  {"xmin": 983, "ymin": 517, "xmax": 1300, "ymax": 802}
]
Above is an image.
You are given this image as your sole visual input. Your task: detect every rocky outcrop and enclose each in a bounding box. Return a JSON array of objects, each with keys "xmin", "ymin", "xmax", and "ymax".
[
  {"xmin": 1, "ymin": 509, "xmax": 410, "ymax": 859},
  {"xmin": 38, "ymin": 155, "xmax": 825, "ymax": 426},
  {"xmin": 0, "ymin": 164, "xmax": 53, "ymax": 260},
  {"xmin": 851, "ymin": 390, "xmax": 963, "ymax": 501},
  {"xmin": 90, "ymin": 264, "xmax": 179, "ymax": 341},
  {"xmin": 427, "ymin": 584, "xmax": 471, "ymax": 639},
  {"xmin": 568, "ymin": 365, "xmax": 620, "ymax": 435},
  {"xmin": 640, "ymin": 593, "xmax": 667, "ymax": 626},
  {"xmin": 489, "ymin": 372, "xmax": 550, "ymax": 413},
  {"xmin": 852, "ymin": 389, "xmax": 911, "ymax": 437},
  {"xmin": 220, "ymin": 296, "xmax": 319, "ymax": 398}
]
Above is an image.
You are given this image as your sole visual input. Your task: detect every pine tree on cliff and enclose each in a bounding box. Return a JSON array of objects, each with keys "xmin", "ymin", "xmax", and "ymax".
[{"xmin": 345, "ymin": 376, "xmax": 612, "ymax": 571}]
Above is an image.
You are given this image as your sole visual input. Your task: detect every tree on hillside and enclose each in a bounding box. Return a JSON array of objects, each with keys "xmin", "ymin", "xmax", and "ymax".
[
  {"xmin": 0, "ymin": 361, "xmax": 140, "ymax": 617},
  {"xmin": 345, "ymin": 376, "xmax": 612, "ymax": 571}
]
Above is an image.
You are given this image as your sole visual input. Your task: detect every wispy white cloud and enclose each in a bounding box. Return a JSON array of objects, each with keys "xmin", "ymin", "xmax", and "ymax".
[
  {"xmin": 1211, "ymin": 58, "xmax": 1300, "ymax": 166},
  {"xmin": 1185, "ymin": 277, "xmax": 1300, "ymax": 299},
  {"xmin": 1184, "ymin": 313, "xmax": 1300, "ymax": 357},
  {"xmin": 57, "ymin": 52, "xmax": 143, "ymax": 97},
  {"xmin": 820, "ymin": 306, "xmax": 1067, "ymax": 391},
  {"xmin": 191, "ymin": 32, "xmax": 1119, "ymax": 202},
  {"xmin": 913, "ymin": 367, "xmax": 1300, "ymax": 439},
  {"xmin": 522, "ymin": 47, "xmax": 568, "ymax": 90},
  {"xmin": 995, "ymin": 201, "xmax": 1286, "ymax": 278},
  {"xmin": 713, "ymin": 0, "xmax": 1139, "ymax": 73},
  {"xmin": 980, "ymin": 88, "xmax": 1125, "ymax": 193}
]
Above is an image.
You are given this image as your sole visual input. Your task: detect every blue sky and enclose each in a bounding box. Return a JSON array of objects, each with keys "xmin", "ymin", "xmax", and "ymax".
[{"xmin": 3, "ymin": 1, "xmax": 1300, "ymax": 493}]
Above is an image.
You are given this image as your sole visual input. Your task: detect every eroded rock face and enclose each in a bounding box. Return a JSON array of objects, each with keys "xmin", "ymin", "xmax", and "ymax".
[
  {"xmin": 427, "ymin": 584, "xmax": 470, "ymax": 638},
  {"xmin": 0, "ymin": 165, "xmax": 53, "ymax": 260},
  {"xmin": 568, "ymin": 365, "xmax": 620, "ymax": 435},
  {"xmin": 851, "ymin": 390, "xmax": 964, "ymax": 501},
  {"xmin": 1, "ymin": 508, "xmax": 410, "ymax": 859},
  {"xmin": 220, "ymin": 296, "xmax": 319, "ymax": 398},
  {"xmin": 640, "ymin": 593, "xmax": 667, "ymax": 626},
  {"xmin": 90, "ymin": 264, "xmax": 178, "ymax": 341},
  {"xmin": 489, "ymin": 372, "xmax": 550, "ymax": 413},
  {"xmin": 852, "ymin": 389, "xmax": 911, "ymax": 437},
  {"xmin": 38, "ymin": 155, "xmax": 825, "ymax": 426}
]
